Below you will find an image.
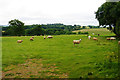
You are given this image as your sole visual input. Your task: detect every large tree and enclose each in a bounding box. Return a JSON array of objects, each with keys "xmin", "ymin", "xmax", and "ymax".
[
  {"xmin": 95, "ymin": 2, "xmax": 120, "ymax": 37},
  {"xmin": 8, "ymin": 19, "xmax": 25, "ymax": 36}
]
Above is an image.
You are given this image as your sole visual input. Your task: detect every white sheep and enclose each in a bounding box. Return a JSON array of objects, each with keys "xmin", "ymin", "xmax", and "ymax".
[
  {"xmin": 88, "ymin": 36, "xmax": 91, "ymax": 39},
  {"xmin": 106, "ymin": 37, "xmax": 116, "ymax": 40},
  {"xmin": 110, "ymin": 37, "xmax": 116, "ymax": 40},
  {"xmin": 17, "ymin": 40, "xmax": 23, "ymax": 43},
  {"xmin": 47, "ymin": 36, "xmax": 53, "ymax": 39},
  {"xmin": 73, "ymin": 39, "xmax": 82, "ymax": 45}
]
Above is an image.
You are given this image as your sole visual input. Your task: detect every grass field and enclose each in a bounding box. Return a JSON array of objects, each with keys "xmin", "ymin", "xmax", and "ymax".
[
  {"xmin": 72, "ymin": 28, "xmax": 115, "ymax": 36},
  {"xmin": 2, "ymin": 28, "xmax": 119, "ymax": 78}
]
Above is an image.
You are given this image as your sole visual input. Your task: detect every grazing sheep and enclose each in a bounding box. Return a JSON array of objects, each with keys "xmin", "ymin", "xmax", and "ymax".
[
  {"xmin": 30, "ymin": 38, "xmax": 34, "ymax": 41},
  {"xmin": 17, "ymin": 40, "xmax": 23, "ymax": 43},
  {"xmin": 106, "ymin": 38, "xmax": 111, "ymax": 40},
  {"xmin": 47, "ymin": 36, "xmax": 53, "ymax": 39},
  {"xmin": 118, "ymin": 41, "xmax": 120, "ymax": 45},
  {"xmin": 106, "ymin": 37, "xmax": 116, "ymax": 40},
  {"xmin": 93, "ymin": 37, "xmax": 98, "ymax": 41},
  {"xmin": 92, "ymin": 33, "xmax": 94, "ymax": 35},
  {"xmin": 88, "ymin": 36, "xmax": 91, "ymax": 39},
  {"xmin": 44, "ymin": 36, "xmax": 46, "ymax": 39},
  {"xmin": 110, "ymin": 37, "xmax": 116, "ymax": 40},
  {"xmin": 73, "ymin": 39, "xmax": 82, "ymax": 45}
]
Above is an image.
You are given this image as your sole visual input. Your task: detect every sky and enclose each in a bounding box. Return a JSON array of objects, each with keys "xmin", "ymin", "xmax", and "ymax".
[{"xmin": 0, "ymin": 0, "xmax": 106, "ymax": 26}]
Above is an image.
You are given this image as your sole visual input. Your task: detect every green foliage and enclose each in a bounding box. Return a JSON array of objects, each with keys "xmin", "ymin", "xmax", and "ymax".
[
  {"xmin": 88, "ymin": 26, "xmax": 100, "ymax": 29},
  {"xmin": 65, "ymin": 31, "xmax": 72, "ymax": 34},
  {"xmin": 95, "ymin": 2, "xmax": 120, "ymax": 37},
  {"xmin": 32, "ymin": 25, "xmax": 43, "ymax": 35},
  {"xmin": 72, "ymin": 32, "xmax": 76, "ymax": 34},
  {"xmin": 2, "ymin": 22, "xmax": 101, "ymax": 36},
  {"xmin": 78, "ymin": 31, "xmax": 81, "ymax": 34},
  {"xmin": 95, "ymin": 52, "xmax": 118, "ymax": 78},
  {"xmin": 8, "ymin": 19, "xmax": 25, "ymax": 36},
  {"xmin": 55, "ymin": 31, "xmax": 60, "ymax": 35},
  {"xmin": 25, "ymin": 28, "xmax": 34, "ymax": 36},
  {"xmin": 5, "ymin": 73, "xmax": 14, "ymax": 76}
]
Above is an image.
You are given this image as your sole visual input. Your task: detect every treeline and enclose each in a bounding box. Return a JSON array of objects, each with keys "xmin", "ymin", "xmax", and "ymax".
[{"xmin": 2, "ymin": 19, "xmax": 100, "ymax": 36}]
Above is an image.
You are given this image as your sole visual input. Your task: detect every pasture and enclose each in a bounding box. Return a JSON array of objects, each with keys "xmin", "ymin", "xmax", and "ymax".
[
  {"xmin": 2, "ymin": 28, "xmax": 118, "ymax": 78},
  {"xmin": 73, "ymin": 28, "xmax": 115, "ymax": 36}
]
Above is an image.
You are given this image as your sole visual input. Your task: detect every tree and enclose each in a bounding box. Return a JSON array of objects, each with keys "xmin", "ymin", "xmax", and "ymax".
[
  {"xmin": 55, "ymin": 31, "xmax": 60, "ymax": 35},
  {"xmin": 25, "ymin": 28, "xmax": 34, "ymax": 36},
  {"xmin": 8, "ymin": 19, "xmax": 25, "ymax": 36},
  {"xmin": 95, "ymin": 2, "xmax": 120, "ymax": 37},
  {"xmin": 82, "ymin": 26, "xmax": 86, "ymax": 29},
  {"xmin": 33, "ymin": 25, "xmax": 43, "ymax": 35}
]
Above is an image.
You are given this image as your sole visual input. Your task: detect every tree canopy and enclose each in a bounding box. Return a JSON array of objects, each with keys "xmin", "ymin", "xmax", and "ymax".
[
  {"xmin": 95, "ymin": 2, "xmax": 120, "ymax": 37},
  {"xmin": 8, "ymin": 19, "xmax": 25, "ymax": 36}
]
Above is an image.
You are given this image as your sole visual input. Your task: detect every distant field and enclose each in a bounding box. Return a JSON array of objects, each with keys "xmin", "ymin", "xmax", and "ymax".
[
  {"xmin": 73, "ymin": 28, "xmax": 115, "ymax": 36},
  {"xmin": 2, "ymin": 28, "xmax": 118, "ymax": 78}
]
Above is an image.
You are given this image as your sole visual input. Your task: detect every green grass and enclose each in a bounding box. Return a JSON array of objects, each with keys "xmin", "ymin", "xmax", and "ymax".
[
  {"xmin": 2, "ymin": 28, "xmax": 119, "ymax": 78},
  {"xmin": 73, "ymin": 28, "xmax": 115, "ymax": 36}
]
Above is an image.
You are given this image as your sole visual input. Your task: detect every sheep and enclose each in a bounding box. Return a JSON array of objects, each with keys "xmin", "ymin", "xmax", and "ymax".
[
  {"xmin": 17, "ymin": 40, "xmax": 23, "ymax": 43},
  {"xmin": 106, "ymin": 37, "xmax": 116, "ymax": 40},
  {"xmin": 93, "ymin": 37, "xmax": 98, "ymax": 41},
  {"xmin": 47, "ymin": 36, "xmax": 53, "ymax": 39},
  {"xmin": 32, "ymin": 36, "xmax": 34, "ymax": 39},
  {"xmin": 118, "ymin": 41, "xmax": 120, "ymax": 45},
  {"xmin": 106, "ymin": 38, "xmax": 111, "ymax": 40},
  {"xmin": 92, "ymin": 33, "xmax": 94, "ymax": 35},
  {"xmin": 73, "ymin": 39, "xmax": 82, "ymax": 46},
  {"xmin": 110, "ymin": 37, "xmax": 116, "ymax": 40},
  {"xmin": 88, "ymin": 36, "xmax": 91, "ymax": 39},
  {"xmin": 30, "ymin": 37, "xmax": 34, "ymax": 41},
  {"xmin": 44, "ymin": 36, "xmax": 46, "ymax": 39}
]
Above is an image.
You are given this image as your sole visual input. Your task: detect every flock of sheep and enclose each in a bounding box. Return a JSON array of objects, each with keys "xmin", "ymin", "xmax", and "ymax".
[
  {"xmin": 17, "ymin": 33, "xmax": 120, "ymax": 45},
  {"xmin": 73, "ymin": 33, "xmax": 118, "ymax": 46},
  {"xmin": 17, "ymin": 35, "xmax": 53, "ymax": 43}
]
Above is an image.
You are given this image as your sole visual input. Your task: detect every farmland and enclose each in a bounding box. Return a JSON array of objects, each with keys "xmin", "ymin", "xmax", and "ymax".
[{"xmin": 2, "ymin": 28, "xmax": 119, "ymax": 78}]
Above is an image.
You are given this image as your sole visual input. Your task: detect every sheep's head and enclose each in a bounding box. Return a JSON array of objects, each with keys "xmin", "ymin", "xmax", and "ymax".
[{"xmin": 79, "ymin": 39, "xmax": 82, "ymax": 41}]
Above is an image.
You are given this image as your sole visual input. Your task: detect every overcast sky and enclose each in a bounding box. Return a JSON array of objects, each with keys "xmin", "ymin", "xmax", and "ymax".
[{"xmin": 0, "ymin": 0, "xmax": 106, "ymax": 26}]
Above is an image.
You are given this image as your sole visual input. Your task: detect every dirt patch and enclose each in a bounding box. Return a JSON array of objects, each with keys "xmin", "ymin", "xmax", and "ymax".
[{"xmin": 2, "ymin": 59, "xmax": 68, "ymax": 78}]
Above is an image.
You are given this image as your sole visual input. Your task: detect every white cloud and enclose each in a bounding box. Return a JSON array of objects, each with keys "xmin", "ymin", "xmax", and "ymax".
[{"xmin": 0, "ymin": 0, "xmax": 106, "ymax": 25}]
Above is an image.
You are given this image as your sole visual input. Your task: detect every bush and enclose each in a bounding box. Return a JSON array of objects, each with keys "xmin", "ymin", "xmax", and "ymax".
[
  {"xmin": 65, "ymin": 31, "xmax": 72, "ymax": 34},
  {"xmin": 82, "ymin": 32, "xmax": 88, "ymax": 34},
  {"xmin": 78, "ymin": 31, "xmax": 81, "ymax": 34}
]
